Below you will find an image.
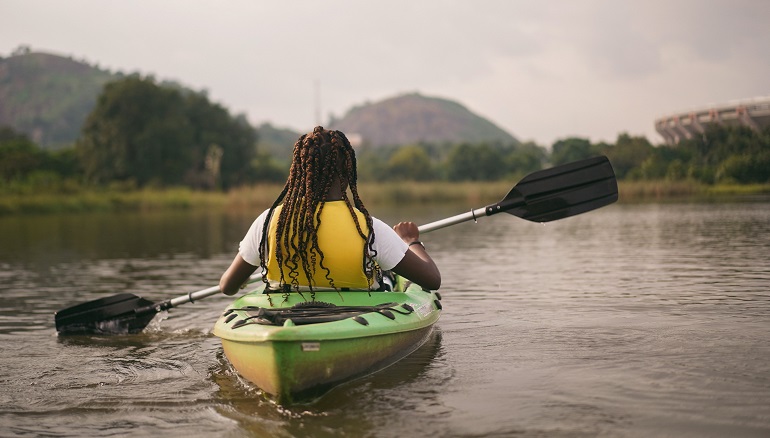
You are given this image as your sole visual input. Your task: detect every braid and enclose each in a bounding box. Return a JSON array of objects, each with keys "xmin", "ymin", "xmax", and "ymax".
[
  {"xmin": 331, "ymin": 131, "xmax": 379, "ymax": 288},
  {"xmin": 258, "ymin": 184, "xmax": 287, "ymax": 286},
  {"xmin": 261, "ymin": 126, "xmax": 379, "ymax": 291}
]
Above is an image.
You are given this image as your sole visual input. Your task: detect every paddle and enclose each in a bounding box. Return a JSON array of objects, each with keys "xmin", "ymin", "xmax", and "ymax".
[
  {"xmin": 418, "ymin": 155, "xmax": 617, "ymax": 233},
  {"xmin": 54, "ymin": 156, "xmax": 617, "ymax": 335},
  {"xmin": 54, "ymin": 275, "xmax": 262, "ymax": 335}
]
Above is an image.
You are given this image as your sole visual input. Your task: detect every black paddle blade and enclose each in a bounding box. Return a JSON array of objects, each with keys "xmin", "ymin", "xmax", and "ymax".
[
  {"xmin": 55, "ymin": 293, "xmax": 158, "ymax": 335},
  {"xmin": 491, "ymin": 156, "xmax": 618, "ymax": 222}
]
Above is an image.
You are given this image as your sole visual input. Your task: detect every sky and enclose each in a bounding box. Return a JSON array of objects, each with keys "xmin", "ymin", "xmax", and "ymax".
[{"xmin": 2, "ymin": 0, "xmax": 769, "ymax": 147}]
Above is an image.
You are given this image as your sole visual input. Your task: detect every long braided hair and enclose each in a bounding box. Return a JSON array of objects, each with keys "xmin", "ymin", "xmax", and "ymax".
[{"xmin": 258, "ymin": 126, "xmax": 378, "ymax": 291}]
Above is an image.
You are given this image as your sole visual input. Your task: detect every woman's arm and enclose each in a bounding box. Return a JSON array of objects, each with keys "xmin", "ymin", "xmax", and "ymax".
[
  {"xmin": 219, "ymin": 254, "xmax": 258, "ymax": 296},
  {"xmin": 390, "ymin": 221, "xmax": 441, "ymax": 290}
]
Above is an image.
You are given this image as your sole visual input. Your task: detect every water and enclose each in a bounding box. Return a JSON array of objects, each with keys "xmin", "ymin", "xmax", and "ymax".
[{"xmin": 1, "ymin": 201, "xmax": 769, "ymax": 437}]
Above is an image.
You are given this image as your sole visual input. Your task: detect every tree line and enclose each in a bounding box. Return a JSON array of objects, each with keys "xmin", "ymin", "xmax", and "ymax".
[{"xmin": 1, "ymin": 76, "xmax": 769, "ymax": 193}]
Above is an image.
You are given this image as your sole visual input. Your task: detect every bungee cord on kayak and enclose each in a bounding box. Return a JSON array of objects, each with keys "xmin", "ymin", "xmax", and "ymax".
[{"xmin": 223, "ymin": 301, "xmax": 416, "ymax": 328}]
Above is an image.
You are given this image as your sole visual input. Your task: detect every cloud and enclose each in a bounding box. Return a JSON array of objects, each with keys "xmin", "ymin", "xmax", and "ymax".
[{"xmin": 1, "ymin": 0, "xmax": 768, "ymax": 146}]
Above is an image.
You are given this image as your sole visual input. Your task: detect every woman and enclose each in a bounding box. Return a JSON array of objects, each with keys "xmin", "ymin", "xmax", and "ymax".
[{"xmin": 219, "ymin": 126, "xmax": 440, "ymax": 296}]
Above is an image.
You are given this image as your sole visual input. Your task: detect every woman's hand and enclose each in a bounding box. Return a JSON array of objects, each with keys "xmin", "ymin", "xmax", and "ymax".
[
  {"xmin": 393, "ymin": 221, "xmax": 420, "ymax": 244},
  {"xmin": 391, "ymin": 221, "xmax": 441, "ymax": 290}
]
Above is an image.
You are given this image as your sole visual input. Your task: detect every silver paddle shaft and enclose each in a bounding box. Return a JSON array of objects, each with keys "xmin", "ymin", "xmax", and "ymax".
[
  {"xmin": 166, "ymin": 273, "xmax": 262, "ymax": 308},
  {"xmin": 418, "ymin": 206, "xmax": 488, "ymax": 234}
]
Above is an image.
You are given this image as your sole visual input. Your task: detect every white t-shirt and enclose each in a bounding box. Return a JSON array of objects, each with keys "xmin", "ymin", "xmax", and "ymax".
[{"xmin": 239, "ymin": 207, "xmax": 408, "ymax": 286}]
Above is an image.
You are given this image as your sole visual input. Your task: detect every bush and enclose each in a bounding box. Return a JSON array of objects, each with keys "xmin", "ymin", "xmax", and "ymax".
[{"xmin": 718, "ymin": 152, "xmax": 770, "ymax": 184}]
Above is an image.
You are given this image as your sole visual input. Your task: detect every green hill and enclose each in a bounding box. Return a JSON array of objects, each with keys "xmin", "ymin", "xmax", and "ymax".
[
  {"xmin": 1, "ymin": 48, "xmax": 518, "ymax": 152},
  {"xmin": 329, "ymin": 93, "xmax": 518, "ymax": 147},
  {"xmin": 0, "ymin": 48, "xmax": 119, "ymax": 149}
]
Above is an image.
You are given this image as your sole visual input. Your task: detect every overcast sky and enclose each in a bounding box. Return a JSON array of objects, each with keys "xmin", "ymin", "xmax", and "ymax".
[{"xmin": 2, "ymin": 0, "xmax": 769, "ymax": 146}]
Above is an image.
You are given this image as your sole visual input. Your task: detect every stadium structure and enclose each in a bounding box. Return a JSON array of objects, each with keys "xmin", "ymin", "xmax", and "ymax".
[{"xmin": 655, "ymin": 96, "xmax": 770, "ymax": 145}]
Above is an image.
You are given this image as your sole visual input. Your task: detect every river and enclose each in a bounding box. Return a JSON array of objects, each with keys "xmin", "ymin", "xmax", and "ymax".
[{"xmin": 1, "ymin": 200, "xmax": 769, "ymax": 437}]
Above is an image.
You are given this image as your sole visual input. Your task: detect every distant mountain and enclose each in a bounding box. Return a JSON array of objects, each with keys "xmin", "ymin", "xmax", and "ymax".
[
  {"xmin": 1, "ymin": 49, "xmax": 518, "ymax": 152},
  {"xmin": 0, "ymin": 48, "xmax": 119, "ymax": 148},
  {"xmin": 329, "ymin": 93, "xmax": 518, "ymax": 147}
]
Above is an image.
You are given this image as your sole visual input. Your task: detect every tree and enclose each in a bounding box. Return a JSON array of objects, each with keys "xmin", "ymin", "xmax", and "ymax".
[
  {"xmin": 385, "ymin": 145, "xmax": 434, "ymax": 181},
  {"xmin": 183, "ymin": 95, "xmax": 257, "ymax": 189},
  {"xmin": 505, "ymin": 141, "xmax": 547, "ymax": 177},
  {"xmin": 76, "ymin": 75, "xmax": 256, "ymax": 189},
  {"xmin": 0, "ymin": 127, "xmax": 43, "ymax": 182},
  {"xmin": 718, "ymin": 151, "xmax": 770, "ymax": 183},
  {"xmin": 673, "ymin": 125, "xmax": 770, "ymax": 184},
  {"xmin": 355, "ymin": 147, "xmax": 388, "ymax": 182},
  {"xmin": 248, "ymin": 151, "xmax": 287, "ymax": 183},
  {"xmin": 602, "ymin": 133, "xmax": 655, "ymax": 180},
  {"xmin": 77, "ymin": 76, "xmax": 191, "ymax": 185},
  {"xmin": 551, "ymin": 137, "xmax": 596, "ymax": 166},
  {"xmin": 445, "ymin": 143, "xmax": 505, "ymax": 181}
]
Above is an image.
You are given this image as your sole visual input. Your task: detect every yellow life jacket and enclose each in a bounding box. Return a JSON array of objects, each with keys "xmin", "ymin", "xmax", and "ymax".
[{"xmin": 265, "ymin": 201, "xmax": 372, "ymax": 289}]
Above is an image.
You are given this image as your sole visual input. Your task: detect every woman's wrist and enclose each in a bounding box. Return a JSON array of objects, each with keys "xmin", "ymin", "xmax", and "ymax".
[{"xmin": 408, "ymin": 240, "xmax": 425, "ymax": 249}]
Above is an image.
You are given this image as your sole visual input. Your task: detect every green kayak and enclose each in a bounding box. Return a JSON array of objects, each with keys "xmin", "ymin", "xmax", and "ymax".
[{"xmin": 212, "ymin": 277, "xmax": 442, "ymax": 403}]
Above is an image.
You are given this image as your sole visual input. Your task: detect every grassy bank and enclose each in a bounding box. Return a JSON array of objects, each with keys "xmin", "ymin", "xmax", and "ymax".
[
  {"xmin": 223, "ymin": 180, "xmax": 515, "ymax": 209},
  {"xmin": 0, "ymin": 181, "xmax": 513, "ymax": 215},
  {"xmin": 1, "ymin": 180, "xmax": 769, "ymax": 215},
  {"xmin": 618, "ymin": 180, "xmax": 770, "ymax": 202},
  {"xmin": 0, "ymin": 187, "xmax": 228, "ymax": 215}
]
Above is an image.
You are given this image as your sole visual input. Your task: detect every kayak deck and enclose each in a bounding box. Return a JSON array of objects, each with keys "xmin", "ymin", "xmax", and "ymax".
[{"xmin": 213, "ymin": 279, "xmax": 442, "ymax": 403}]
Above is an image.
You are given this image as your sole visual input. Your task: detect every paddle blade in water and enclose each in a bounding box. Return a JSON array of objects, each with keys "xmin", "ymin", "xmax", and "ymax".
[
  {"xmin": 493, "ymin": 156, "xmax": 618, "ymax": 222},
  {"xmin": 55, "ymin": 293, "xmax": 158, "ymax": 335}
]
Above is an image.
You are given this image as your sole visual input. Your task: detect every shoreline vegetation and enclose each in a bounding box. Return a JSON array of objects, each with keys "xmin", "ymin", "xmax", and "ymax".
[
  {"xmin": 1, "ymin": 181, "xmax": 769, "ymax": 216},
  {"xmin": 4, "ymin": 74, "xmax": 768, "ymax": 216}
]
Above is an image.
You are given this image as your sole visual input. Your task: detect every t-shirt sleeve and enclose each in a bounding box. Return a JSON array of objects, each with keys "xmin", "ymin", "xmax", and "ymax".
[
  {"xmin": 371, "ymin": 217, "xmax": 409, "ymax": 271},
  {"xmin": 238, "ymin": 209, "xmax": 270, "ymax": 266}
]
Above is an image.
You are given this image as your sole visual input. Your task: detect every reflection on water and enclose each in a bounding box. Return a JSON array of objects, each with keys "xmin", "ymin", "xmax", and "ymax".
[
  {"xmin": 0, "ymin": 210, "xmax": 252, "ymax": 264},
  {"xmin": 211, "ymin": 330, "xmax": 447, "ymax": 437},
  {"xmin": 1, "ymin": 201, "xmax": 769, "ymax": 437}
]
